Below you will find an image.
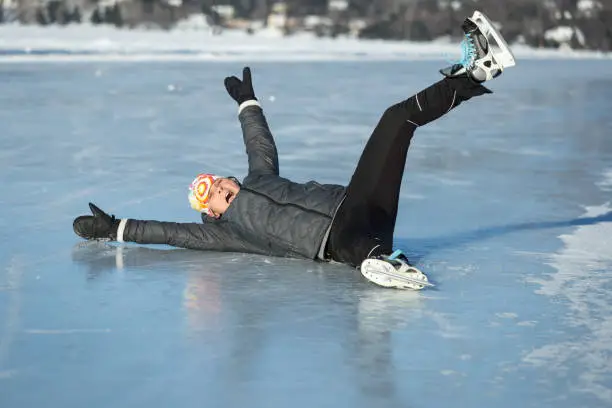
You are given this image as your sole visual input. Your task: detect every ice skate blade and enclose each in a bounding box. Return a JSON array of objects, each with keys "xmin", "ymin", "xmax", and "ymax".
[
  {"xmin": 470, "ymin": 10, "xmax": 516, "ymax": 69},
  {"xmin": 360, "ymin": 259, "xmax": 434, "ymax": 290}
]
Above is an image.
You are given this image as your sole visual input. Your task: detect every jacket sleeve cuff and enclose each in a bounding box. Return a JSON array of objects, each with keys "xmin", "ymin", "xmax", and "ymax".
[
  {"xmin": 238, "ymin": 100, "xmax": 261, "ymax": 115},
  {"xmin": 116, "ymin": 218, "xmax": 129, "ymax": 243}
]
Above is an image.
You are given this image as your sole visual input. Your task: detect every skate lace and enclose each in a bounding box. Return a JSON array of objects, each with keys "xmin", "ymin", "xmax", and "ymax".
[
  {"xmin": 459, "ymin": 33, "xmax": 477, "ymax": 69},
  {"xmin": 387, "ymin": 249, "xmax": 413, "ymax": 266}
]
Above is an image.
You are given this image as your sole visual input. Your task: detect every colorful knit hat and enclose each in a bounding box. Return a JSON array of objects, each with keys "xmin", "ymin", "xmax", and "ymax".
[{"xmin": 189, "ymin": 173, "xmax": 220, "ymax": 215}]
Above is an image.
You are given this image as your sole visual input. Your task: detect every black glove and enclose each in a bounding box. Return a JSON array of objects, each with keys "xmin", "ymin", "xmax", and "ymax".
[
  {"xmin": 224, "ymin": 66, "xmax": 257, "ymax": 105},
  {"xmin": 73, "ymin": 203, "xmax": 120, "ymax": 241}
]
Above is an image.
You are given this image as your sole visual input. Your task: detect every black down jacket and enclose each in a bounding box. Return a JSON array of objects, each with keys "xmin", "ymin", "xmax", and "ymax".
[{"xmin": 121, "ymin": 103, "xmax": 347, "ymax": 259}]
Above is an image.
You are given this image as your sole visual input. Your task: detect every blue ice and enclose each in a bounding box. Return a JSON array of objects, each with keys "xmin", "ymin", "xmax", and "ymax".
[{"xmin": 0, "ymin": 54, "xmax": 611, "ymax": 408}]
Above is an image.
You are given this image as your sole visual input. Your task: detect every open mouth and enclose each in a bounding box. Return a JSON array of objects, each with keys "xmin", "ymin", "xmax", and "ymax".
[{"xmin": 225, "ymin": 191, "xmax": 234, "ymax": 204}]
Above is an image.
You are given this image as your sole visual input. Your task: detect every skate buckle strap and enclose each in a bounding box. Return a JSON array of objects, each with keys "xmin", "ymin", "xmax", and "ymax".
[{"xmin": 388, "ymin": 249, "xmax": 404, "ymax": 261}]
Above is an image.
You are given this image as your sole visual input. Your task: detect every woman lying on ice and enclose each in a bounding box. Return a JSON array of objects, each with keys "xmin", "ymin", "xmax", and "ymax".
[{"xmin": 73, "ymin": 11, "xmax": 515, "ymax": 290}]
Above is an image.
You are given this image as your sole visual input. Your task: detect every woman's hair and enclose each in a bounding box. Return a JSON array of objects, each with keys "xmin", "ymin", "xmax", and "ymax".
[{"xmin": 227, "ymin": 176, "xmax": 242, "ymax": 187}]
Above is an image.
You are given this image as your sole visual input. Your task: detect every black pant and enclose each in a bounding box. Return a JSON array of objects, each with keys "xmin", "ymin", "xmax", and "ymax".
[{"xmin": 327, "ymin": 76, "xmax": 491, "ymax": 267}]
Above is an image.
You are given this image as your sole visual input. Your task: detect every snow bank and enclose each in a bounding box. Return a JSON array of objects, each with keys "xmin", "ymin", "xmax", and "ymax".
[
  {"xmin": 525, "ymin": 169, "xmax": 612, "ymax": 403},
  {"xmin": 0, "ymin": 23, "xmax": 609, "ymax": 62}
]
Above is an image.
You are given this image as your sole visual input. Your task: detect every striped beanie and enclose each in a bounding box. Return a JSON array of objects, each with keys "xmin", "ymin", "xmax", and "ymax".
[{"xmin": 188, "ymin": 173, "xmax": 220, "ymax": 215}]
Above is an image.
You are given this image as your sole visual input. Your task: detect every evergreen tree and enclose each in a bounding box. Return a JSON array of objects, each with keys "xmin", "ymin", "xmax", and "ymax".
[
  {"xmin": 91, "ymin": 8, "xmax": 103, "ymax": 25},
  {"xmin": 112, "ymin": 4, "xmax": 123, "ymax": 27},
  {"xmin": 35, "ymin": 7, "xmax": 48, "ymax": 25},
  {"xmin": 72, "ymin": 6, "xmax": 82, "ymax": 24},
  {"xmin": 46, "ymin": 0, "xmax": 60, "ymax": 24}
]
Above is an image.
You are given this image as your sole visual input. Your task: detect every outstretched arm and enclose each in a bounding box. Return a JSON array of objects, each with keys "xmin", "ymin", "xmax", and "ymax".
[
  {"xmin": 72, "ymin": 203, "xmax": 268, "ymax": 255},
  {"xmin": 225, "ymin": 67, "xmax": 279, "ymax": 176},
  {"xmin": 120, "ymin": 219, "xmax": 263, "ymax": 253}
]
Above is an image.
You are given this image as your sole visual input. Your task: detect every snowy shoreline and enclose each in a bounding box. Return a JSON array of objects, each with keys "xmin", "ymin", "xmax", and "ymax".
[
  {"xmin": 525, "ymin": 168, "xmax": 612, "ymax": 404},
  {"xmin": 1, "ymin": 24, "xmax": 611, "ymax": 63}
]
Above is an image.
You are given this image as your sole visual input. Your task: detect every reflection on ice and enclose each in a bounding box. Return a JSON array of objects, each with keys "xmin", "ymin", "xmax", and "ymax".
[
  {"xmin": 0, "ymin": 258, "xmax": 23, "ymax": 382},
  {"xmin": 69, "ymin": 241, "xmax": 432, "ymax": 406}
]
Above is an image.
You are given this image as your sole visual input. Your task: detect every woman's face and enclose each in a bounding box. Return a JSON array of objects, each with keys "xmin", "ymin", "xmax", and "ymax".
[{"xmin": 207, "ymin": 177, "xmax": 240, "ymax": 218}]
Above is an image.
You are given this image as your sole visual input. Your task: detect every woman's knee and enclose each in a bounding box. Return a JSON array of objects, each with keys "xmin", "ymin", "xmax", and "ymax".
[
  {"xmin": 382, "ymin": 97, "xmax": 424, "ymax": 127},
  {"xmin": 377, "ymin": 104, "xmax": 410, "ymax": 130},
  {"xmin": 382, "ymin": 103, "xmax": 405, "ymax": 120}
]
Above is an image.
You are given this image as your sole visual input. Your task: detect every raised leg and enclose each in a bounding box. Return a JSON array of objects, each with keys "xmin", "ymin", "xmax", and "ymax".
[{"xmin": 327, "ymin": 76, "xmax": 491, "ymax": 267}]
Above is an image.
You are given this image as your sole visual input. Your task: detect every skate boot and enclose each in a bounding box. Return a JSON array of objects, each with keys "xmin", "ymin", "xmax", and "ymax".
[
  {"xmin": 360, "ymin": 250, "xmax": 434, "ymax": 290},
  {"xmin": 440, "ymin": 10, "xmax": 516, "ymax": 83}
]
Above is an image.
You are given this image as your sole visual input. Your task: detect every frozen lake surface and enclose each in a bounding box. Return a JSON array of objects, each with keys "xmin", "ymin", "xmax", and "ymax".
[{"xmin": 0, "ymin": 55, "xmax": 611, "ymax": 408}]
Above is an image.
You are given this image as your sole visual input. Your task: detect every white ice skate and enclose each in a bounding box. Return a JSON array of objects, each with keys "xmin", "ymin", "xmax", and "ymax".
[
  {"xmin": 360, "ymin": 250, "xmax": 434, "ymax": 290},
  {"xmin": 441, "ymin": 10, "xmax": 516, "ymax": 82}
]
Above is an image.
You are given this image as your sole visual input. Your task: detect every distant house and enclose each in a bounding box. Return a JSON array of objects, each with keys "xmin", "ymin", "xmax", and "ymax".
[
  {"xmin": 211, "ymin": 4, "xmax": 234, "ymax": 21},
  {"xmin": 91, "ymin": 0, "xmax": 202, "ymax": 29},
  {"xmin": 267, "ymin": 2, "xmax": 287, "ymax": 30},
  {"xmin": 328, "ymin": 0, "xmax": 348, "ymax": 12}
]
